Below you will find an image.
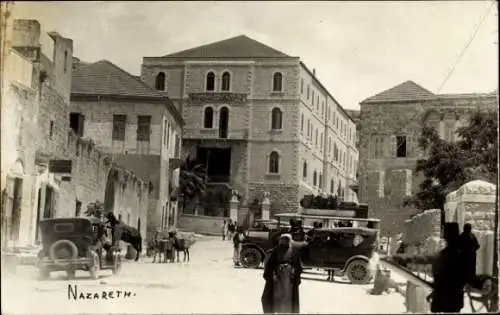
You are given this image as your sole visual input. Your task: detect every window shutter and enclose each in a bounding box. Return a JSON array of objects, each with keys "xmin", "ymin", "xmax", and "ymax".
[{"xmin": 390, "ymin": 135, "xmax": 396, "ymax": 157}]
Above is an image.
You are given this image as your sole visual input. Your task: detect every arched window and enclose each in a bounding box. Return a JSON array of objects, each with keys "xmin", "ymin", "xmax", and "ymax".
[
  {"xmin": 313, "ymin": 171, "xmax": 317, "ymax": 186},
  {"xmin": 203, "ymin": 107, "xmax": 214, "ymax": 128},
  {"xmin": 155, "ymin": 72, "xmax": 166, "ymax": 91},
  {"xmin": 206, "ymin": 72, "xmax": 215, "ymax": 91},
  {"xmin": 221, "ymin": 72, "xmax": 231, "ymax": 91},
  {"xmin": 269, "ymin": 151, "xmax": 280, "ymax": 174},
  {"xmin": 271, "ymin": 107, "xmax": 283, "ymax": 130},
  {"xmin": 272, "ymin": 72, "xmax": 283, "ymax": 92},
  {"xmin": 302, "ymin": 161, "xmax": 307, "ymax": 178}
]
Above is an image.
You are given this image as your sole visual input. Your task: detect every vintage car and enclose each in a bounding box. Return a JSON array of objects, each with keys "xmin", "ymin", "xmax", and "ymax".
[{"xmin": 37, "ymin": 217, "xmax": 122, "ymax": 280}]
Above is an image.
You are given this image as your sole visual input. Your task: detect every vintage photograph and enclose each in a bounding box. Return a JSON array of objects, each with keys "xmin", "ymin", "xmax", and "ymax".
[{"xmin": 1, "ymin": 1, "xmax": 498, "ymax": 314}]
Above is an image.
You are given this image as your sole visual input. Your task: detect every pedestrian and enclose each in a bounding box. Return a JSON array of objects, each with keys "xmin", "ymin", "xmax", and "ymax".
[
  {"xmin": 459, "ymin": 223, "xmax": 480, "ymax": 287},
  {"xmin": 428, "ymin": 222, "xmax": 468, "ymax": 313},
  {"xmin": 261, "ymin": 234, "xmax": 302, "ymax": 314},
  {"xmin": 222, "ymin": 220, "xmax": 227, "ymax": 241},
  {"xmin": 227, "ymin": 219, "xmax": 235, "ymax": 241},
  {"xmin": 233, "ymin": 225, "xmax": 245, "ymax": 267}
]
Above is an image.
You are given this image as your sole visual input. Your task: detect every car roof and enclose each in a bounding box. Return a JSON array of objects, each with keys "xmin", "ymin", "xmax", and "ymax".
[
  {"xmin": 40, "ymin": 217, "xmax": 102, "ymax": 224},
  {"xmin": 315, "ymin": 227, "xmax": 378, "ymax": 234}
]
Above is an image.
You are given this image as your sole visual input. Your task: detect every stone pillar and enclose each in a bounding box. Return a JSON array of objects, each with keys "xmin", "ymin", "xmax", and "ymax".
[
  {"xmin": 456, "ymin": 180, "xmax": 496, "ymax": 276},
  {"xmin": 230, "ymin": 190, "xmax": 239, "ymax": 223},
  {"xmin": 261, "ymin": 191, "xmax": 270, "ymax": 221},
  {"xmin": 444, "ymin": 190, "xmax": 457, "ymax": 223}
]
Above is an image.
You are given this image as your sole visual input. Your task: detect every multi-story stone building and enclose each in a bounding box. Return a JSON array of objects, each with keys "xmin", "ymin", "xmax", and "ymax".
[
  {"xmin": 1, "ymin": 18, "xmax": 150, "ymax": 248},
  {"xmin": 70, "ymin": 59, "xmax": 184, "ymax": 238},
  {"xmin": 141, "ymin": 35, "xmax": 358, "ymax": 219},
  {"xmin": 357, "ymin": 80, "xmax": 497, "ymax": 236}
]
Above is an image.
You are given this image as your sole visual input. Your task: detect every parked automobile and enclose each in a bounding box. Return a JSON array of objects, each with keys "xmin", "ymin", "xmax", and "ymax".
[{"xmin": 37, "ymin": 217, "xmax": 121, "ymax": 280}]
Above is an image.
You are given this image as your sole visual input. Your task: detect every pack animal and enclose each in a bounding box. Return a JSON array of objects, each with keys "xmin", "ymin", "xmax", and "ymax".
[
  {"xmin": 152, "ymin": 233, "xmax": 175, "ymax": 263},
  {"xmin": 106, "ymin": 212, "xmax": 143, "ymax": 261},
  {"xmin": 169, "ymin": 234, "xmax": 194, "ymax": 263}
]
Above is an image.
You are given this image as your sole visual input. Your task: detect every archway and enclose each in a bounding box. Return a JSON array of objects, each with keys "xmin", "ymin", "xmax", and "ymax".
[
  {"xmin": 219, "ymin": 107, "xmax": 229, "ymax": 138},
  {"xmin": 103, "ymin": 169, "xmax": 116, "ymax": 215}
]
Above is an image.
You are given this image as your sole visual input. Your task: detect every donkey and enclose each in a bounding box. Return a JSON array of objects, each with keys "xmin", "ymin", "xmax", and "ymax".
[
  {"xmin": 169, "ymin": 233, "xmax": 194, "ymax": 263},
  {"xmin": 106, "ymin": 212, "xmax": 143, "ymax": 261},
  {"xmin": 152, "ymin": 232, "xmax": 175, "ymax": 263}
]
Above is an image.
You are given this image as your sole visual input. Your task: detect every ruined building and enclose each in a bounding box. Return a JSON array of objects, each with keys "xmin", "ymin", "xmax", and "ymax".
[{"xmin": 357, "ymin": 80, "xmax": 497, "ymax": 236}]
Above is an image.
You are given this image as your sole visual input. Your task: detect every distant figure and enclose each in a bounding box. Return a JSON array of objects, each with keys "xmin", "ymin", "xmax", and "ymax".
[
  {"xmin": 459, "ymin": 223, "xmax": 480, "ymax": 287},
  {"xmin": 261, "ymin": 234, "xmax": 302, "ymax": 313},
  {"xmin": 227, "ymin": 219, "xmax": 236, "ymax": 241},
  {"xmin": 222, "ymin": 220, "xmax": 227, "ymax": 241},
  {"xmin": 428, "ymin": 222, "xmax": 467, "ymax": 313},
  {"xmin": 233, "ymin": 225, "xmax": 245, "ymax": 267}
]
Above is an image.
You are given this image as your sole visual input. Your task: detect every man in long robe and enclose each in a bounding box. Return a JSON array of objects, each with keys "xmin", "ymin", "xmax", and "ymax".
[
  {"xmin": 262, "ymin": 234, "xmax": 302, "ymax": 314},
  {"xmin": 430, "ymin": 222, "xmax": 468, "ymax": 312},
  {"xmin": 459, "ymin": 223, "xmax": 480, "ymax": 287}
]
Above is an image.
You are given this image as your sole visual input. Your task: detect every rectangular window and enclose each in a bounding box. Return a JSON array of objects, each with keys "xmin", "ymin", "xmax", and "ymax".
[
  {"xmin": 112, "ymin": 115, "xmax": 126, "ymax": 141},
  {"xmin": 49, "ymin": 121, "xmax": 54, "ymax": 139},
  {"xmin": 137, "ymin": 115, "xmax": 151, "ymax": 141},
  {"xmin": 300, "ymin": 79, "xmax": 304, "ymax": 94},
  {"xmin": 167, "ymin": 125, "xmax": 171, "ymax": 148},
  {"xmin": 174, "ymin": 135, "xmax": 180, "ymax": 157},
  {"xmin": 69, "ymin": 112, "xmax": 85, "ymax": 137},
  {"xmin": 396, "ymin": 136, "xmax": 407, "ymax": 157},
  {"xmin": 307, "ymin": 85, "xmax": 310, "ymax": 99},
  {"xmin": 315, "ymin": 129, "xmax": 318, "ymax": 147},
  {"xmin": 300, "ymin": 114, "xmax": 304, "ymax": 133},
  {"xmin": 312, "ymin": 90, "xmax": 315, "ymax": 105},
  {"xmin": 163, "ymin": 120, "xmax": 168, "ymax": 146}
]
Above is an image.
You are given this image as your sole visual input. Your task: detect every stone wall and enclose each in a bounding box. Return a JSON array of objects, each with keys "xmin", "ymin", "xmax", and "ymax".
[
  {"xmin": 403, "ymin": 209, "xmax": 443, "ymax": 256},
  {"xmin": 178, "ymin": 214, "xmax": 228, "ymax": 236}
]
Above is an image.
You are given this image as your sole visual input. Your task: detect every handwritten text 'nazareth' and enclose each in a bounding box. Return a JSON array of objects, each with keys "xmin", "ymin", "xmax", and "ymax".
[{"xmin": 67, "ymin": 285, "xmax": 136, "ymax": 300}]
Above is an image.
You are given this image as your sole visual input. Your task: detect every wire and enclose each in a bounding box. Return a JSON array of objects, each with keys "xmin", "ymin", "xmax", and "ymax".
[{"xmin": 436, "ymin": 1, "xmax": 496, "ymax": 93}]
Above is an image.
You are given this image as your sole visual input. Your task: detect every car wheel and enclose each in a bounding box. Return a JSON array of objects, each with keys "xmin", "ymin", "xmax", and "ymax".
[
  {"xmin": 346, "ymin": 259, "xmax": 372, "ymax": 284},
  {"xmin": 240, "ymin": 247, "xmax": 262, "ymax": 269},
  {"xmin": 38, "ymin": 266, "xmax": 50, "ymax": 280},
  {"xmin": 66, "ymin": 269, "xmax": 76, "ymax": 279},
  {"xmin": 89, "ymin": 252, "xmax": 100, "ymax": 280}
]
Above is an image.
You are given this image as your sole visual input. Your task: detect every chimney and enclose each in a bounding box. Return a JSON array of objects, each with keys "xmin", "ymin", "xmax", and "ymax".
[{"xmin": 313, "ymin": 69, "xmax": 316, "ymax": 76}]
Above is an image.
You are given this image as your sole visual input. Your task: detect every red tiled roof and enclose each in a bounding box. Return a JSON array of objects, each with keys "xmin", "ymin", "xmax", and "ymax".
[
  {"xmin": 162, "ymin": 35, "xmax": 291, "ymax": 58},
  {"xmin": 361, "ymin": 80, "xmax": 435, "ymax": 104},
  {"xmin": 71, "ymin": 60, "xmax": 165, "ymax": 98}
]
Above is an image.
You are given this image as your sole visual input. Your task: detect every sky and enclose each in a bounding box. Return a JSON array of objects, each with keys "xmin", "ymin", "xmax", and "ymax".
[{"xmin": 9, "ymin": 1, "xmax": 499, "ymax": 110}]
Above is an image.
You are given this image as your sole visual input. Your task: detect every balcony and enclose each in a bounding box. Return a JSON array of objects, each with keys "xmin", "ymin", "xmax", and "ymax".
[
  {"xmin": 183, "ymin": 128, "xmax": 248, "ymax": 140},
  {"xmin": 189, "ymin": 92, "xmax": 248, "ymax": 105}
]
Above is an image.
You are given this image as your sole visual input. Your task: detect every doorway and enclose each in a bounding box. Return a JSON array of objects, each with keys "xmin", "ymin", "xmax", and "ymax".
[
  {"xmin": 9, "ymin": 178, "xmax": 23, "ymax": 242},
  {"xmin": 219, "ymin": 107, "xmax": 229, "ymax": 138}
]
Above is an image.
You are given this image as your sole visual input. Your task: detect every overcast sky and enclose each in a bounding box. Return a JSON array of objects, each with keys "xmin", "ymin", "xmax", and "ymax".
[{"xmin": 10, "ymin": 1, "xmax": 498, "ymax": 110}]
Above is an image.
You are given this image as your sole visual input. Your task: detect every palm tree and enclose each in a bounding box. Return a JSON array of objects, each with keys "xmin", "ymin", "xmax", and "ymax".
[{"xmin": 179, "ymin": 156, "xmax": 207, "ymax": 209}]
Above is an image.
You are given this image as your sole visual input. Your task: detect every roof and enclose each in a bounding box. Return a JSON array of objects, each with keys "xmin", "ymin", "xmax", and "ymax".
[
  {"xmin": 162, "ymin": 35, "xmax": 291, "ymax": 58},
  {"xmin": 71, "ymin": 60, "xmax": 166, "ymax": 99},
  {"xmin": 362, "ymin": 80, "xmax": 435, "ymax": 104}
]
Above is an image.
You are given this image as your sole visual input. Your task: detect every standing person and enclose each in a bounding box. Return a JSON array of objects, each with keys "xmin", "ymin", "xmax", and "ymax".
[
  {"xmin": 233, "ymin": 225, "xmax": 246, "ymax": 267},
  {"xmin": 261, "ymin": 234, "xmax": 302, "ymax": 314},
  {"xmin": 227, "ymin": 219, "xmax": 235, "ymax": 241},
  {"xmin": 222, "ymin": 220, "xmax": 227, "ymax": 241},
  {"xmin": 428, "ymin": 222, "xmax": 468, "ymax": 313},
  {"xmin": 459, "ymin": 223, "xmax": 480, "ymax": 287}
]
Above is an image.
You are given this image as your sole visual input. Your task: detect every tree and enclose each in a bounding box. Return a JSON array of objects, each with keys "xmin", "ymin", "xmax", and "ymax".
[
  {"xmin": 179, "ymin": 156, "xmax": 206, "ymax": 209},
  {"xmin": 404, "ymin": 109, "xmax": 498, "ymax": 213}
]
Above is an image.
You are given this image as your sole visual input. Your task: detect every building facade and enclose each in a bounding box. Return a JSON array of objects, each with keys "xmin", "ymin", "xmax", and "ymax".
[
  {"xmin": 70, "ymin": 59, "xmax": 184, "ymax": 238},
  {"xmin": 1, "ymin": 18, "xmax": 150, "ymax": 248},
  {"xmin": 357, "ymin": 80, "xmax": 498, "ymax": 236},
  {"xmin": 141, "ymin": 35, "xmax": 358, "ymax": 219}
]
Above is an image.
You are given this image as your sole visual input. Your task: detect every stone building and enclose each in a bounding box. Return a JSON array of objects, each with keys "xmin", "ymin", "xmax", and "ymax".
[
  {"xmin": 141, "ymin": 35, "xmax": 358, "ymax": 221},
  {"xmin": 1, "ymin": 19, "xmax": 150, "ymax": 248},
  {"xmin": 357, "ymin": 80, "xmax": 497, "ymax": 236},
  {"xmin": 70, "ymin": 59, "xmax": 184, "ymax": 239}
]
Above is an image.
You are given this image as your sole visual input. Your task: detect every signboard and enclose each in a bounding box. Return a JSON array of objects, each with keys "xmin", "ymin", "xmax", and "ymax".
[{"xmin": 48, "ymin": 160, "xmax": 72, "ymax": 174}]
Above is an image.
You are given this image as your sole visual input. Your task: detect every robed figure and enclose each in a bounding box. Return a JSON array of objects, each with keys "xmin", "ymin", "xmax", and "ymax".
[
  {"xmin": 429, "ymin": 222, "xmax": 468, "ymax": 313},
  {"xmin": 459, "ymin": 223, "xmax": 480, "ymax": 287},
  {"xmin": 261, "ymin": 234, "xmax": 302, "ymax": 314}
]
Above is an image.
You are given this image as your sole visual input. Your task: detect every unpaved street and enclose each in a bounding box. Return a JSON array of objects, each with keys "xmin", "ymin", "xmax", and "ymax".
[{"xmin": 2, "ymin": 237, "xmax": 405, "ymax": 314}]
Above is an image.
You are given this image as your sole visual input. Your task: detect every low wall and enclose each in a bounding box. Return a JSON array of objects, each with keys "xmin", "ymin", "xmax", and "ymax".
[{"xmin": 178, "ymin": 214, "xmax": 228, "ymax": 236}]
